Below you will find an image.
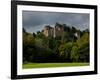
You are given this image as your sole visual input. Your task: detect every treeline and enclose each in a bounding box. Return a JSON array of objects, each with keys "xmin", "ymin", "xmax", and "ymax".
[{"xmin": 23, "ymin": 23, "xmax": 89, "ymax": 63}]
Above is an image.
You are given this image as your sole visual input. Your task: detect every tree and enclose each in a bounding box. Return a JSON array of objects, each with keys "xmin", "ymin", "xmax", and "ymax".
[
  {"xmin": 76, "ymin": 32, "xmax": 89, "ymax": 48},
  {"xmin": 23, "ymin": 23, "xmax": 90, "ymax": 63},
  {"xmin": 76, "ymin": 32, "xmax": 89, "ymax": 62},
  {"xmin": 61, "ymin": 32, "xmax": 68, "ymax": 43},
  {"xmin": 36, "ymin": 32, "xmax": 45, "ymax": 39},
  {"xmin": 72, "ymin": 26, "xmax": 76, "ymax": 33},
  {"xmin": 71, "ymin": 46, "xmax": 79, "ymax": 62},
  {"xmin": 23, "ymin": 31, "xmax": 36, "ymax": 63},
  {"xmin": 58, "ymin": 42, "xmax": 73, "ymax": 62},
  {"xmin": 33, "ymin": 32, "xmax": 36, "ymax": 37},
  {"xmin": 23, "ymin": 33, "xmax": 35, "ymax": 46},
  {"xmin": 37, "ymin": 31, "xmax": 41, "ymax": 34},
  {"xmin": 23, "ymin": 28, "xmax": 26, "ymax": 33}
]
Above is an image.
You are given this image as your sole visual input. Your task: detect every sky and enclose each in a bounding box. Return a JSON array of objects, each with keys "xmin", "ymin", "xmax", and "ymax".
[{"xmin": 22, "ymin": 11, "xmax": 90, "ymax": 33}]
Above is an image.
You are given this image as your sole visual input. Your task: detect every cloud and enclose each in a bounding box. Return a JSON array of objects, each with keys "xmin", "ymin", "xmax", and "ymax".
[{"xmin": 22, "ymin": 11, "xmax": 89, "ymax": 33}]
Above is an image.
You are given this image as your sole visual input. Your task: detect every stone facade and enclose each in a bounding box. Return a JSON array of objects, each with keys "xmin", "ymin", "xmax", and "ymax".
[
  {"xmin": 43, "ymin": 25, "xmax": 54, "ymax": 37},
  {"xmin": 43, "ymin": 24, "xmax": 64, "ymax": 37},
  {"xmin": 55, "ymin": 23, "xmax": 64, "ymax": 37}
]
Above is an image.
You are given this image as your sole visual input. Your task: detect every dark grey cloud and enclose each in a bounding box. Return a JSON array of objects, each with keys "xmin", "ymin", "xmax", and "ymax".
[{"xmin": 22, "ymin": 11, "xmax": 89, "ymax": 33}]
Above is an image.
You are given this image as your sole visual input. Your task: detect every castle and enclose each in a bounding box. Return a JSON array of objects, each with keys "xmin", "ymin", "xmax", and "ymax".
[{"xmin": 42, "ymin": 23, "xmax": 64, "ymax": 38}]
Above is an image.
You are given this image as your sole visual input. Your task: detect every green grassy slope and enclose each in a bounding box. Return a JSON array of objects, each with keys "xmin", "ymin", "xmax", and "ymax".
[{"xmin": 23, "ymin": 63, "xmax": 89, "ymax": 69}]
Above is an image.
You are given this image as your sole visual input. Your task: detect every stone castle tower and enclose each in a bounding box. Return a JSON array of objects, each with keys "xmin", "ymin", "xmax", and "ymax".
[
  {"xmin": 43, "ymin": 23, "xmax": 64, "ymax": 37},
  {"xmin": 42, "ymin": 25, "xmax": 54, "ymax": 37}
]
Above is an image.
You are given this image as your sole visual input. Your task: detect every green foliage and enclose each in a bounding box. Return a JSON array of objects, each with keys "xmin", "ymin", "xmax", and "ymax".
[
  {"xmin": 61, "ymin": 32, "xmax": 68, "ymax": 43},
  {"xmin": 76, "ymin": 32, "xmax": 89, "ymax": 62},
  {"xmin": 71, "ymin": 46, "xmax": 79, "ymax": 62},
  {"xmin": 36, "ymin": 32, "xmax": 45, "ymax": 39},
  {"xmin": 23, "ymin": 23, "xmax": 90, "ymax": 63},
  {"xmin": 77, "ymin": 32, "xmax": 89, "ymax": 48},
  {"xmin": 23, "ymin": 32, "xmax": 36, "ymax": 63},
  {"xmin": 23, "ymin": 32, "xmax": 35, "ymax": 46},
  {"xmin": 35, "ymin": 38, "xmax": 44, "ymax": 48},
  {"xmin": 58, "ymin": 42, "xmax": 73, "ymax": 61}
]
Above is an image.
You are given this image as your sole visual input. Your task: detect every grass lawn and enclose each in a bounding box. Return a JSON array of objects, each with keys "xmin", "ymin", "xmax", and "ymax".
[{"xmin": 23, "ymin": 63, "xmax": 89, "ymax": 69}]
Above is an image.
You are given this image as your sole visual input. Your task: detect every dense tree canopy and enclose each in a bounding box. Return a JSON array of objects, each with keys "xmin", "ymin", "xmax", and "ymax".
[{"xmin": 23, "ymin": 23, "xmax": 89, "ymax": 63}]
